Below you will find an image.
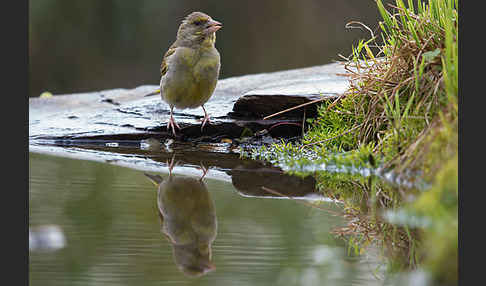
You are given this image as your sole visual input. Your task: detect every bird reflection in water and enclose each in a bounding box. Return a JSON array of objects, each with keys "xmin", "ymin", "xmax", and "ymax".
[{"xmin": 145, "ymin": 158, "xmax": 217, "ymax": 276}]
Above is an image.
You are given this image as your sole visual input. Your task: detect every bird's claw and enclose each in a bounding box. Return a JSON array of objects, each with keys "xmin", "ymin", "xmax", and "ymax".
[
  {"xmin": 200, "ymin": 115, "xmax": 211, "ymax": 132},
  {"xmin": 200, "ymin": 105, "xmax": 211, "ymax": 132}
]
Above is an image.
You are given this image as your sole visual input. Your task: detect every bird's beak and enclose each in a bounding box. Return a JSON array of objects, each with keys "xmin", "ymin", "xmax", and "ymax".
[
  {"xmin": 205, "ymin": 19, "xmax": 222, "ymax": 34},
  {"xmin": 204, "ymin": 262, "xmax": 216, "ymax": 273}
]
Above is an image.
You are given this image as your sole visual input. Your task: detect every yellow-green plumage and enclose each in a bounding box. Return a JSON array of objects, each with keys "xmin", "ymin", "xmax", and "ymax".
[
  {"xmin": 145, "ymin": 170, "xmax": 217, "ymax": 276},
  {"xmin": 159, "ymin": 12, "xmax": 222, "ymax": 135}
]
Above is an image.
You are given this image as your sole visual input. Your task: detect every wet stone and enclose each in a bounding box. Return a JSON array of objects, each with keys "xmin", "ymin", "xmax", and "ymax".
[{"xmin": 29, "ymin": 62, "xmax": 349, "ymax": 154}]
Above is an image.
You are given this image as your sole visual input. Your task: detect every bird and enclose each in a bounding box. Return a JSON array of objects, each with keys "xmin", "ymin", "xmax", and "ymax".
[
  {"xmin": 145, "ymin": 159, "xmax": 217, "ymax": 276},
  {"xmin": 159, "ymin": 12, "xmax": 222, "ymax": 136}
]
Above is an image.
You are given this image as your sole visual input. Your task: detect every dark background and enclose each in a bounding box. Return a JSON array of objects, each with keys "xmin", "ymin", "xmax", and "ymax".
[{"xmin": 29, "ymin": 0, "xmax": 393, "ymax": 98}]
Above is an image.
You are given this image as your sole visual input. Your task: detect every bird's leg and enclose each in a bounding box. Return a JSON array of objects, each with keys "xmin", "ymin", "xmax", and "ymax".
[
  {"xmin": 199, "ymin": 162, "xmax": 209, "ymax": 181},
  {"xmin": 167, "ymin": 106, "xmax": 180, "ymax": 136},
  {"xmin": 201, "ymin": 105, "xmax": 211, "ymax": 132},
  {"xmin": 167, "ymin": 155, "xmax": 176, "ymax": 177}
]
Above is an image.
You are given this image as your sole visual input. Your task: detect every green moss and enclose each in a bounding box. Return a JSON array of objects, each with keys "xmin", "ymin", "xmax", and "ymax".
[{"xmin": 395, "ymin": 156, "xmax": 458, "ymax": 284}]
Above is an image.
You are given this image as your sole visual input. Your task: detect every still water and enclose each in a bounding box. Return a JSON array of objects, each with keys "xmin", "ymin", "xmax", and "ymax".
[{"xmin": 29, "ymin": 152, "xmax": 384, "ymax": 286}]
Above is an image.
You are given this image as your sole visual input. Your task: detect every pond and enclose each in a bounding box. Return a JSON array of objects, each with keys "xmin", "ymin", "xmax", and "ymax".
[{"xmin": 29, "ymin": 152, "xmax": 385, "ymax": 286}]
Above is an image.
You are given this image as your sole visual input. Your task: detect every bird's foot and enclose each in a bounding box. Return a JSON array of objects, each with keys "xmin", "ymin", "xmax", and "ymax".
[
  {"xmin": 200, "ymin": 114, "xmax": 212, "ymax": 132},
  {"xmin": 167, "ymin": 115, "xmax": 181, "ymax": 136},
  {"xmin": 200, "ymin": 105, "xmax": 212, "ymax": 132}
]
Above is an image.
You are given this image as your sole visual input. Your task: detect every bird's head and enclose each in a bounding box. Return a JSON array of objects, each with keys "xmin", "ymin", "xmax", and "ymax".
[
  {"xmin": 176, "ymin": 12, "xmax": 222, "ymax": 47},
  {"xmin": 173, "ymin": 243, "xmax": 216, "ymax": 277}
]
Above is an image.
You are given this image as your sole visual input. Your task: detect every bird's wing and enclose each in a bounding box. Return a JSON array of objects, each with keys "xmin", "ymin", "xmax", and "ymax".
[{"xmin": 160, "ymin": 44, "xmax": 177, "ymax": 77}]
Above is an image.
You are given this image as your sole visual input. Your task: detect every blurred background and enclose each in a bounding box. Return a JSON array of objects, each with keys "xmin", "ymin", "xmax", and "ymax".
[{"xmin": 29, "ymin": 0, "xmax": 393, "ymax": 98}]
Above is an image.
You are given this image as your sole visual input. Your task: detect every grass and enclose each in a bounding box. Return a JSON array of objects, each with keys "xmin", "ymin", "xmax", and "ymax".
[
  {"xmin": 301, "ymin": 0, "xmax": 458, "ymax": 175},
  {"xmin": 247, "ymin": 0, "xmax": 458, "ymax": 284}
]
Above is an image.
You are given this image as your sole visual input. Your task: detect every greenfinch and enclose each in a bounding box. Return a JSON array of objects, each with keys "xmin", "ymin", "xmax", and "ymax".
[
  {"xmin": 145, "ymin": 161, "xmax": 217, "ymax": 276},
  {"xmin": 159, "ymin": 12, "xmax": 222, "ymax": 136}
]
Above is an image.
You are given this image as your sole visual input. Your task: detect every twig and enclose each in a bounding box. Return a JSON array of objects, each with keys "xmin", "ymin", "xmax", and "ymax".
[
  {"xmin": 326, "ymin": 94, "xmax": 346, "ymax": 111},
  {"xmin": 302, "ymin": 107, "xmax": 306, "ymax": 137},
  {"xmin": 261, "ymin": 186, "xmax": 342, "ymax": 216},
  {"xmin": 345, "ymin": 21, "xmax": 375, "ymax": 40},
  {"xmin": 263, "ymin": 95, "xmax": 339, "ymax": 120},
  {"xmin": 267, "ymin": 122, "xmax": 302, "ymax": 131}
]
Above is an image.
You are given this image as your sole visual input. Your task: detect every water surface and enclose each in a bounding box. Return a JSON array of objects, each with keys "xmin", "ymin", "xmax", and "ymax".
[{"xmin": 29, "ymin": 152, "xmax": 384, "ymax": 286}]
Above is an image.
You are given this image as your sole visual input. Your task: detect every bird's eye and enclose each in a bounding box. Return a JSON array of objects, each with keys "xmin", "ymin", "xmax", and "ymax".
[{"xmin": 194, "ymin": 20, "xmax": 204, "ymax": 26}]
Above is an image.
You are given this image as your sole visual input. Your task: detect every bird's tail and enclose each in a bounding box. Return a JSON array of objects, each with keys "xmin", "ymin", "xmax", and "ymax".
[
  {"xmin": 144, "ymin": 173, "xmax": 164, "ymax": 185},
  {"xmin": 143, "ymin": 89, "xmax": 161, "ymax": 97}
]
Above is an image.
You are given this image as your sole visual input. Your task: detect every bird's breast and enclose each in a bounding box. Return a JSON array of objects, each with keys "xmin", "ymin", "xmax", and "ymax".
[
  {"xmin": 160, "ymin": 47, "xmax": 220, "ymax": 109},
  {"xmin": 193, "ymin": 49, "xmax": 220, "ymax": 84}
]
